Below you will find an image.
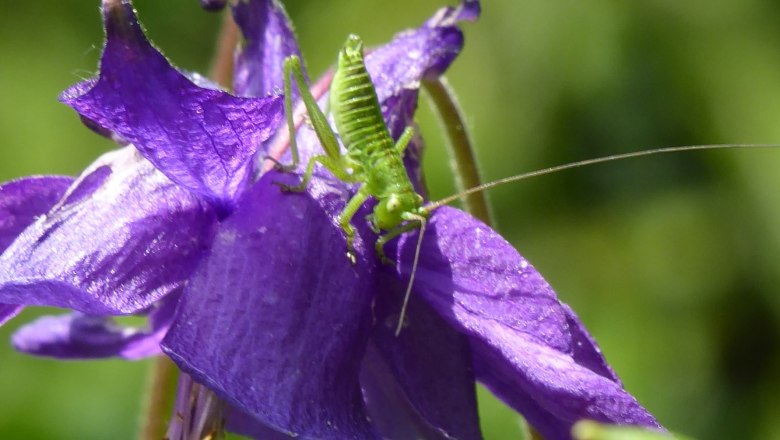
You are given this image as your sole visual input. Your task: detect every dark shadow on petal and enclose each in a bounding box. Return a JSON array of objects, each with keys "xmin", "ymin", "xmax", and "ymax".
[
  {"xmin": 360, "ymin": 343, "xmax": 449, "ymax": 440},
  {"xmin": 366, "ymin": 272, "xmax": 483, "ymax": 440},
  {"xmin": 225, "ymin": 404, "xmax": 296, "ymax": 440}
]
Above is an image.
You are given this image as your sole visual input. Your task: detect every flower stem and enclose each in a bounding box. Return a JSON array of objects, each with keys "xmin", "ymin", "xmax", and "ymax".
[
  {"xmin": 138, "ymin": 356, "xmax": 179, "ymax": 440},
  {"xmin": 422, "ymin": 77, "xmax": 492, "ymax": 225},
  {"xmin": 209, "ymin": 9, "xmax": 240, "ymax": 89}
]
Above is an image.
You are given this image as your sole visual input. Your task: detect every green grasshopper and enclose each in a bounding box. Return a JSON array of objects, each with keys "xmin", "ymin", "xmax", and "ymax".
[
  {"xmin": 276, "ymin": 33, "xmax": 776, "ymax": 334},
  {"xmin": 277, "ymin": 34, "xmax": 429, "ymax": 334},
  {"xmin": 278, "ymin": 34, "xmax": 426, "ymax": 263}
]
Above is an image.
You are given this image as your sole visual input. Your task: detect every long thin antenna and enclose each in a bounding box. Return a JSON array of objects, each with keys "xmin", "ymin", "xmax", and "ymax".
[
  {"xmin": 395, "ymin": 215, "xmax": 427, "ymax": 337},
  {"xmin": 424, "ymin": 143, "xmax": 779, "ymax": 212}
]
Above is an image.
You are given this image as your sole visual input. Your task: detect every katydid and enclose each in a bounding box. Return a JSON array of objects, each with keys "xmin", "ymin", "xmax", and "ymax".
[
  {"xmin": 277, "ymin": 34, "xmax": 428, "ymax": 335},
  {"xmin": 276, "ymin": 34, "xmax": 777, "ymax": 335},
  {"xmin": 278, "ymin": 34, "xmax": 425, "ymax": 263}
]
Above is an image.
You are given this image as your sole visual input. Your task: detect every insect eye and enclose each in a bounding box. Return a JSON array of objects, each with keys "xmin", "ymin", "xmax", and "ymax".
[{"xmin": 387, "ymin": 195, "xmax": 400, "ymax": 211}]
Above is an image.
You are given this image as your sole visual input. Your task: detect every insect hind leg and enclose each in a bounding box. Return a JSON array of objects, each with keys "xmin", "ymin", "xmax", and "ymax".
[
  {"xmin": 275, "ymin": 154, "xmax": 354, "ymax": 193},
  {"xmin": 276, "ymin": 56, "xmax": 343, "ymax": 173}
]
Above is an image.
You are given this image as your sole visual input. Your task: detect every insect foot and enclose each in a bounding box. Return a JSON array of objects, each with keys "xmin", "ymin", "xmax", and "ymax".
[
  {"xmin": 365, "ymin": 214, "xmax": 381, "ymax": 234},
  {"xmin": 375, "ymin": 241, "xmax": 394, "ymax": 266},
  {"xmin": 271, "ymin": 178, "xmax": 307, "ymax": 193}
]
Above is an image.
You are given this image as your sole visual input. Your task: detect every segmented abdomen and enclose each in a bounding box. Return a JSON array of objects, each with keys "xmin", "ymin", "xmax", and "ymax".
[{"xmin": 330, "ymin": 50, "xmax": 394, "ymax": 164}]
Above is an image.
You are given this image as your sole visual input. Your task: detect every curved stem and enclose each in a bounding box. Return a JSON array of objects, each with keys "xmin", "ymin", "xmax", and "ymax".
[
  {"xmin": 422, "ymin": 76, "xmax": 492, "ymax": 225},
  {"xmin": 138, "ymin": 356, "xmax": 179, "ymax": 440}
]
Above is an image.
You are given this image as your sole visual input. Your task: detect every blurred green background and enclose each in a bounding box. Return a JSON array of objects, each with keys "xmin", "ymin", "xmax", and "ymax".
[{"xmin": 1, "ymin": 0, "xmax": 780, "ymax": 439}]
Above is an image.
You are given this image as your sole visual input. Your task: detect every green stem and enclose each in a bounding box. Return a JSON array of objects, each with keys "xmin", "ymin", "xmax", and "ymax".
[
  {"xmin": 422, "ymin": 77, "xmax": 492, "ymax": 225},
  {"xmin": 138, "ymin": 356, "xmax": 179, "ymax": 440}
]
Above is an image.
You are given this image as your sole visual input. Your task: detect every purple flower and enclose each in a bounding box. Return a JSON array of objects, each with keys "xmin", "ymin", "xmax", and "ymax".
[{"xmin": 0, "ymin": 0, "xmax": 663, "ymax": 438}]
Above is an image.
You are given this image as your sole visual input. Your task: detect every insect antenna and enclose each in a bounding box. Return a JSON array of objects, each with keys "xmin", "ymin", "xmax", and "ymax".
[
  {"xmin": 423, "ymin": 143, "xmax": 780, "ymax": 212},
  {"xmin": 396, "ymin": 213, "xmax": 427, "ymax": 337}
]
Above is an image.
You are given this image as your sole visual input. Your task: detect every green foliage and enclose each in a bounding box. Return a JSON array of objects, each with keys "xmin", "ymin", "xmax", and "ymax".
[{"xmin": 572, "ymin": 421, "xmax": 693, "ymax": 440}]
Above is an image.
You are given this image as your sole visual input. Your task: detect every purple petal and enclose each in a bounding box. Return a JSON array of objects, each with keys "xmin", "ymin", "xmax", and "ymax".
[
  {"xmin": 0, "ymin": 176, "xmax": 73, "ymax": 251},
  {"xmin": 393, "ymin": 207, "xmax": 661, "ymax": 438},
  {"xmin": 60, "ymin": 0, "xmax": 284, "ymax": 208},
  {"xmin": 369, "ymin": 1, "xmax": 479, "ymax": 186},
  {"xmin": 12, "ymin": 291, "xmax": 178, "ymax": 359},
  {"xmin": 0, "ymin": 176, "xmax": 73, "ymax": 326},
  {"xmin": 232, "ymin": 0, "xmax": 303, "ymax": 98},
  {"xmin": 366, "ymin": 0, "xmax": 479, "ymax": 131},
  {"xmin": 366, "ymin": 274, "xmax": 482, "ymax": 439},
  {"xmin": 163, "ymin": 172, "xmax": 379, "ymax": 439},
  {"xmin": 561, "ymin": 303, "xmax": 621, "ymax": 383},
  {"xmin": 0, "ymin": 304, "xmax": 22, "ymax": 326},
  {"xmin": 0, "ymin": 147, "xmax": 217, "ymax": 314}
]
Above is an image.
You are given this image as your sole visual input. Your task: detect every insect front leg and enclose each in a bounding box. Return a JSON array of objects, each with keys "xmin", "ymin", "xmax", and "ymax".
[
  {"xmin": 375, "ymin": 220, "xmax": 422, "ymax": 265},
  {"xmin": 277, "ymin": 56, "xmax": 343, "ymax": 173},
  {"xmin": 339, "ymin": 185, "xmax": 371, "ymax": 264}
]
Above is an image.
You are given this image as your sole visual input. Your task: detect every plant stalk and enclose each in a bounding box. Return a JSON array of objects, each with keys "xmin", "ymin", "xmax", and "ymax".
[
  {"xmin": 138, "ymin": 356, "xmax": 179, "ymax": 440},
  {"xmin": 422, "ymin": 76, "xmax": 492, "ymax": 225}
]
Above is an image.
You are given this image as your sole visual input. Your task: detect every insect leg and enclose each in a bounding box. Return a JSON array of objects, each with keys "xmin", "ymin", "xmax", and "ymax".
[
  {"xmin": 375, "ymin": 220, "xmax": 421, "ymax": 265},
  {"xmin": 339, "ymin": 185, "xmax": 371, "ymax": 263},
  {"xmin": 394, "ymin": 127, "xmax": 414, "ymax": 154},
  {"xmin": 277, "ymin": 154, "xmax": 356, "ymax": 193},
  {"xmin": 277, "ymin": 56, "xmax": 342, "ymax": 172}
]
